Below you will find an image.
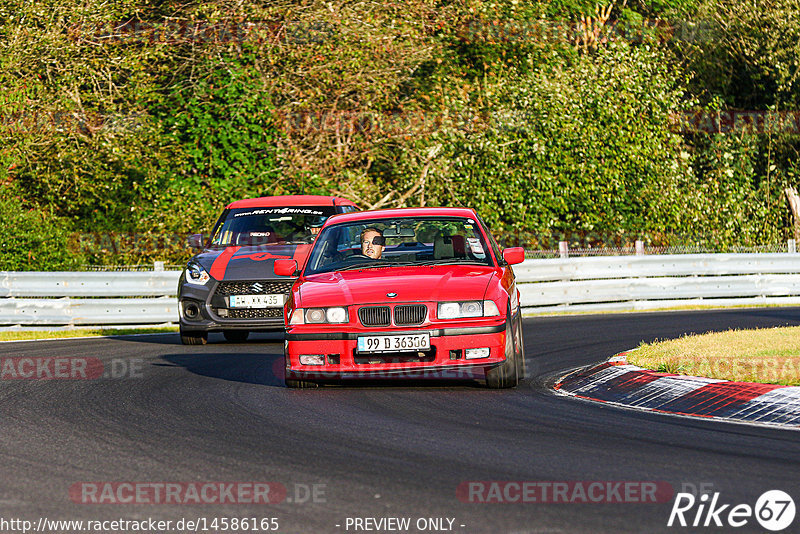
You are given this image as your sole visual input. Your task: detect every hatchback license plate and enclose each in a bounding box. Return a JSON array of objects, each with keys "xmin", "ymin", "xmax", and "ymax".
[{"xmin": 228, "ymin": 294, "xmax": 284, "ymax": 308}]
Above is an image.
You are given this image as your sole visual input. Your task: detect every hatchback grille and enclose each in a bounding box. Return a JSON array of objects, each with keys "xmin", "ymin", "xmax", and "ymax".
[
  {"xmin": 393, "ymin": 304, "xmax": 426, "ymax": 326},
  {"xmin": 214, "ymin": 280, "xmax": 293, "ymax": 296},
  {"xmin": 358, "ymin": 306, "xmax": 391, "ymax": 327},
  {"xmin": 216, "ymin": 308, "xmax": 283, "ymax": 319}
]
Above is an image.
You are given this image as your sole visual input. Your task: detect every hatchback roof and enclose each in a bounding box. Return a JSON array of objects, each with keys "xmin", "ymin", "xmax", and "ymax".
[{"xmin": 226, "ymin": 195, "xmax": 357, "ymax": 209}]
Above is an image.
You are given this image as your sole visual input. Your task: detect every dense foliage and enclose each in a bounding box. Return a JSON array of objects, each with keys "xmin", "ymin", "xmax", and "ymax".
[{"xmin": 1, "ymin": 0, "xmax": 799, "ymax": 268}]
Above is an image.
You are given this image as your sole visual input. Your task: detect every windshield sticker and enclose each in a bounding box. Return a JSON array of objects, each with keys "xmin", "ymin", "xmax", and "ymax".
[
  {"xmin": 467, "ymin": 237, "xmax": 485, "ymax": 255},
  {"xmin": 250, "ymin": 232, "xmax": 271, "ymax": 237},
  {"xmin": 234, "ymin": 208, "xmax": 325, "ymax": 217}
]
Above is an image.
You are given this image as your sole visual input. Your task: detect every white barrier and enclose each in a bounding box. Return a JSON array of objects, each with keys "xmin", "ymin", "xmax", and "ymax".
[
  {"xmin": 0, "ymin": 297, "xmax": 178, "ymax": 325},
  {"xmin": 0, "ymin": 271, "xmax": 179, "ymax": 297},
  {"xmin": 516, "ymin": 253, "xmax": 800, "ymax": 313},
  {"xmin": 0, "ymin": 271, "xmax": 181, "ymax": 325},
  {"xmin": 3, "ymin": 253, "xmax": 800, "ymax": 324}
]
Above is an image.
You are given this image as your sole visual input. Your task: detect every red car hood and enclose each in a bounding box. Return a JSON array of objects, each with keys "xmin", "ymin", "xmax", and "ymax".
[{"xmin": 298, "ymin": 265, "xmax": 496, "ymax": 307}]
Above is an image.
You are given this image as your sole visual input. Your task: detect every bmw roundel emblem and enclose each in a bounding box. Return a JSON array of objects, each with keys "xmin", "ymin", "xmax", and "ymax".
[{"xmin": 387, "ymin": 292, "xmax": 398, "ymax": 298}]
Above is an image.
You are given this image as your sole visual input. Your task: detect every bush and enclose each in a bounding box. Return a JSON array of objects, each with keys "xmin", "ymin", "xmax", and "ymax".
[
  {"xmin": 1, "ymin": 0, "xmax": 799, "ymax": 268},
  {"xmin": 0, "ymin": 191, "xmax": 85, "ymax": 270}
]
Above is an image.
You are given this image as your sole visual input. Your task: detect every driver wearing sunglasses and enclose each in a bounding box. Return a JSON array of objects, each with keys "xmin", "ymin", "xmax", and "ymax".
[{"xmin": 360, "ymin": 227, "xmax": 385, "ymax": 260}]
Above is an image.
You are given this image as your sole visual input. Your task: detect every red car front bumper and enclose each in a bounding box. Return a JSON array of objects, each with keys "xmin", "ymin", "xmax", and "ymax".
[{"xmin": 285, "ymin": 323, "xmax": 507, "ymax": 381}]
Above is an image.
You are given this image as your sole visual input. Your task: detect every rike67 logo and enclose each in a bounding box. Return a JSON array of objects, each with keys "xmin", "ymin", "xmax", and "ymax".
[{"xmin": 668, "ymin": 490, "xmax": 796, "ymax": 531}]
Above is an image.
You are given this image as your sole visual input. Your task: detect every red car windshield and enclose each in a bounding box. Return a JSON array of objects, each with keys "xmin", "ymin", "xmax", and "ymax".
[
  {"xmin": 210, "ymin": 206, "xmax": 337, "ymax": 246},
  {"xmin": 305, "ymin": 217, "xmax": 494, "ymax": 275}
]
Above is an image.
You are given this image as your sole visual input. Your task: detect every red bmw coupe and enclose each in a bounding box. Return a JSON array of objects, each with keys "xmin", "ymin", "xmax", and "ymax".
[{"xmin": 274, "ymin": 207, "xmax": 526, "ymax": 388}]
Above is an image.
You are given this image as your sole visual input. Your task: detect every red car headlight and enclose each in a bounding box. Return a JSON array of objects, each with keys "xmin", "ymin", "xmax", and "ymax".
[
  {"xmin": 437, "ymin": 300, "xmax": 500, "ymax": 319},
  {"xmin": 290, "ymin": 307, "xmax": 349, "ymax": 325}
]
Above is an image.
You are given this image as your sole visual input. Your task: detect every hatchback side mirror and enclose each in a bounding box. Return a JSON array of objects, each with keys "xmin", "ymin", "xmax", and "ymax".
[
  {"xmin": 502, "ymin": 247, "xmax": 525, "ymax": 265},
  {"xmin": 187, "ymin": 234, "xmax": 205, "ymax": 250}
]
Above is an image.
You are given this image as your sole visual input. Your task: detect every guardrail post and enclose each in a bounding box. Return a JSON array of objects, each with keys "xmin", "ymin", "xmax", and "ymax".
[
  {"xmin": 635, "ymin": 240, "xmax": 644, "ymax": 256},
  {"xmin": 789, "ymin": 239, "xmax": 797, "ymax": 254},
  {"xmin": 559, "ymin": 241, "xmax": 568, "ymax": 259}
]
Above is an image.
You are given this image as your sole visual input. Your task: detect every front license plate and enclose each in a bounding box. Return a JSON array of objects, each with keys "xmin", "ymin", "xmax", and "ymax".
[
  {"xmin": 357, "ymin": 334, "xmax": 430, "ymax": 353},
  {"xmin": 228, "ymin": 294, "xmax": 284, "ymax": 308}
]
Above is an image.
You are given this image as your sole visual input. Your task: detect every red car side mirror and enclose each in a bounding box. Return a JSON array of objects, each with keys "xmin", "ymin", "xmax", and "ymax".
[
  {"xmin": 274, "ymin": 259, "xmax": 298, "ymax": 277},
  {"xmin": 502, "ymin": 247, "xmax": 525, "ymax": 265}
]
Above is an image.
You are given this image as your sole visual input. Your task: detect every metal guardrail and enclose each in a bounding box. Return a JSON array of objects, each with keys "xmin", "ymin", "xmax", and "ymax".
[
  {"xmin": 516, "ymin": 253, "xmax": 800, "ymax": 313},
  {"xmin": 3, "ymin": 253, "xmax": 800, "ymax": 325},
  {"xmin": 0, "ymin": 297, "xmax": 178, "ymax": 325},
  {"xmin": 0, "ymin": 271, "xmax": 181, "ymax": 325},
  {"xmin": 0, "ymin": 271, "xmax": 180, "ymax": 297}
]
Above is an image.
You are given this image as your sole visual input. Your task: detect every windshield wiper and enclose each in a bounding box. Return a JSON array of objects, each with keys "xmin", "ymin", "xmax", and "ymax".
[
  {"xmin": 336, "ymin": 261, "xmax": 395, "ymax": 271},
  {"xmin": 335, "ymin": 259, "xmax": 486, "ymax": 271},
  {"xmin": 413, "ymin": 259, "xmax": 488, "ymax": 266}
]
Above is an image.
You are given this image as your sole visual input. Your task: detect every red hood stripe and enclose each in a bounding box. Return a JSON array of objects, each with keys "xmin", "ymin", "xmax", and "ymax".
[{"xmin": 209, "ymin": 246, "xmax": 241, "ymax": 280}]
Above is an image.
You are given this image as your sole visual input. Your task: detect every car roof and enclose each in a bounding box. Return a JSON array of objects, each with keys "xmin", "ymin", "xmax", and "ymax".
[
  {"xmin": 226, "ymin": 195, "xmax": 357, "ymax": 209},
  {"xmin": 323, "ymin": 207, "xmax": 479, "ymax": 225}
]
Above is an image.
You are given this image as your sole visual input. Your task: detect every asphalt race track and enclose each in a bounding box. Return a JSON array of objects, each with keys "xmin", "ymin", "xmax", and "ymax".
[{"xmin": 2, "ymin": 309, "xmax": 800, "ymax": 534}]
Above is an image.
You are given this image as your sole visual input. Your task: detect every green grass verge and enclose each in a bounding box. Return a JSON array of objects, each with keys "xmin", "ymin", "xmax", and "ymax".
[
  {"xmin": 628, "ymin": 327, "xmax": 800, "ymax": 386},
  {"xmin": 0, "ymin": 327, "xmax": 178, "ymax": 342}
]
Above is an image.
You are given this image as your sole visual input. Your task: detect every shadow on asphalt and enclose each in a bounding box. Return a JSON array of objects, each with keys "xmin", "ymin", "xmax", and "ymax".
[
  {"xmin": 111, "ymin": 331, "xmax": 286, "ymax": 345},
  {"xmin": 158, "ymin": 351, "xmax": 285, "ymax": 387},
  {"xmin": 156, "ymin": 350, "xmax": 511, "ymax": 389}
]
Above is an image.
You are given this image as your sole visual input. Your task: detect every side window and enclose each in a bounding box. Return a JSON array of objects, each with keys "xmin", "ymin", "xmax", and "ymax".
[
  {"xmin": 478, "ymin": 216, "xmax": 505, "ymax": 266},
  {"xmin": 340, "ymin": 205, "xmax": 358, "ymax": 213},
  {"xmin": 209, "ymin": 209, "xmax": 230, "ymax": 245}
]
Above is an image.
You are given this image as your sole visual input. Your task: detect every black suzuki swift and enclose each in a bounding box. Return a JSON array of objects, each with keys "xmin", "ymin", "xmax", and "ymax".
[{"xmin": 178, "ymin": 195, "xmax": 358, "ymax": 344}]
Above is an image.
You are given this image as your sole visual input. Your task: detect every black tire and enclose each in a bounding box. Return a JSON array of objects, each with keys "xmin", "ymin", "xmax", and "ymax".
[
  {"xmin": 485, "ymin": 316, "xmax": 519, "ymax": 389},
  {"xmin": 285, "ymin": 377, "xmax": 319, "ymax": 389},
  {"xmin": 223, "ymin": 330, "xmax": 249, "ymax": 342},
  {"xmin": 180, "ymin": 328, "xmax": 207, "ymax": 345},
  {"xmin": 515, "ymin": 312, "xmax": 526, "ymax": 380}
]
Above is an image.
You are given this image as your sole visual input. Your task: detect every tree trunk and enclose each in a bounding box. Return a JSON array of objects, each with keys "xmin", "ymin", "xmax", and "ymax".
[{"xmin": 784, "ymin": 187, "xmax": 800, "ymax": 242}]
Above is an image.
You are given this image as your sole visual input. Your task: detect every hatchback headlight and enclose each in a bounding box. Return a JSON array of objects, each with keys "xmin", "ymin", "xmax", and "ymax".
[
  {"xmin": 185, "ymin": 263, "xmax": 210, "ymax": 285},
  {"xmin": 438, "ymin": 300, "xmax": 500, "ymax": 319},
  {"xmin": 290, "ymin": 307, "xmax": 349, "ymax": 324}
]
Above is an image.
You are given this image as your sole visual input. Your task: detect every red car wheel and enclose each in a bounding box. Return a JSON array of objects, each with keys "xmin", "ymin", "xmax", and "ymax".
[{"xmin": 485, "ymin": 315, "xmax": 519, "ymax": 389}]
